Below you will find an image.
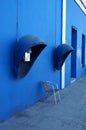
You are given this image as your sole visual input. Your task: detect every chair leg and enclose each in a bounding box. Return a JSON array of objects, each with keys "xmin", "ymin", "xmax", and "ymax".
[
  {"xmin": 53, "ymin": 90, "xmax": 57, "ymax": 104},
  {"xmin": 57, "ymin": 91, "xmax": 61, "ymax": 102},
  {"xmin": 56, "ymin": 84, "xmax": 61, "ymax": 103}
]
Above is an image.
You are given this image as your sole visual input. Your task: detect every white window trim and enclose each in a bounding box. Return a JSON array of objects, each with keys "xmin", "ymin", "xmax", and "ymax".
[{"xmin": 75, "ymin": 0, "xmax": 86, "ymax": 14}]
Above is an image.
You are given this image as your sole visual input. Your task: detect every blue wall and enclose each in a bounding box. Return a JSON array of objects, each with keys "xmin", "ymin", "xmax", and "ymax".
[
  {"xmin": 65, "ymin": 0, "xmax": 86, "ymax": 85},
  {"xmin": 0, "ymin": 0, "xmax": 86, "ymax": 120},
  {"xmin": 0, "ymin": 0, "xmax": 62, "ymax": 120}
]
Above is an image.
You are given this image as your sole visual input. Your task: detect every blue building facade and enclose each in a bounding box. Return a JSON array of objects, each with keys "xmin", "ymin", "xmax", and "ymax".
[{"xmin": 0, "ymin": 0, "xmax": 86, "ymax": 120}]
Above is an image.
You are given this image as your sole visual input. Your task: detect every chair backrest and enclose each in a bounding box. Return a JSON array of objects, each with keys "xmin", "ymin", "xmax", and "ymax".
[
  {"xmin": 43, "ymin": 80, "xmax": 50, "ymax": 92},
  {"xmin": 43, "ymin": 80, "xmax": 58, "ymax": 92}
]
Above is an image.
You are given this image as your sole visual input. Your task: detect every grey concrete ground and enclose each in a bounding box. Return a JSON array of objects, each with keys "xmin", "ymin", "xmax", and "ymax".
[{"xmin": 0, "ymin": 76, "xmax": 86, "ymax": 130}]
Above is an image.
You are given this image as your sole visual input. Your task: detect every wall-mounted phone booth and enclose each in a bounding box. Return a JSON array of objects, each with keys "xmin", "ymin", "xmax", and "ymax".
[
  {"xmin": 14, "ymin": 35, "xmax": 47, "ymax": 78},
  {"xmin": 54, "ymin": 44, "xmax": 74, "ymax": 70}
]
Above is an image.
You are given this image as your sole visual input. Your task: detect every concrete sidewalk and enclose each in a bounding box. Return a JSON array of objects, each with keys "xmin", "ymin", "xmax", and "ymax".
[{"xmin": 0, "ymin": 76, "xmax": 86, "ymax": 130}]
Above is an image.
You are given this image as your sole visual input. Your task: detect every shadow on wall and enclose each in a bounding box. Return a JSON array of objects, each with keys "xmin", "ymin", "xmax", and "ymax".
[{"xmin": 10, "ymin": 40, "xmax": 17, "ymax": 79}]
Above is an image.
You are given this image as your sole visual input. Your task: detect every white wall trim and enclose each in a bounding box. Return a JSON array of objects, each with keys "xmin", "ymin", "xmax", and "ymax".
[
  {"xmin": 75, "ymin": 0, "xmax": 86, "ymax": 14},
  {"xmin": 62, "ymin": 0, "xmax": 66, "ymax": 44},
  {"xmin": 61, "ymin": 0, "xmax": 67, "ymax": 89}
]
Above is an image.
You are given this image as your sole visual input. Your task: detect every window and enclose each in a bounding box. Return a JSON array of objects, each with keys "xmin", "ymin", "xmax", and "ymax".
[{"xmin": 81, "ymin": 34, "xmax": 85, "ymax": 67}]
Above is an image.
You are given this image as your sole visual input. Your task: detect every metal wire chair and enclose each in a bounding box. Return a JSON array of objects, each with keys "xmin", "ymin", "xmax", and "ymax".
[{"xmin": 43, "ymin": 80, "xmax": 61, "ymax": 104}]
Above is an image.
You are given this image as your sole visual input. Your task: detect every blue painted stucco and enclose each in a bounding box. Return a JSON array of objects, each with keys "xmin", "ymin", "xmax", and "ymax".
[
  {"xmin": 65, "ymin": 0, "xmax": 86, "ymax": 85},
  {"xmin": 0, "ymin": 0, "xmax": 61, "ymax": 120},
  {"xmin": 0, "ymin": 0, "xmax": 86, "ymax": 120}
]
